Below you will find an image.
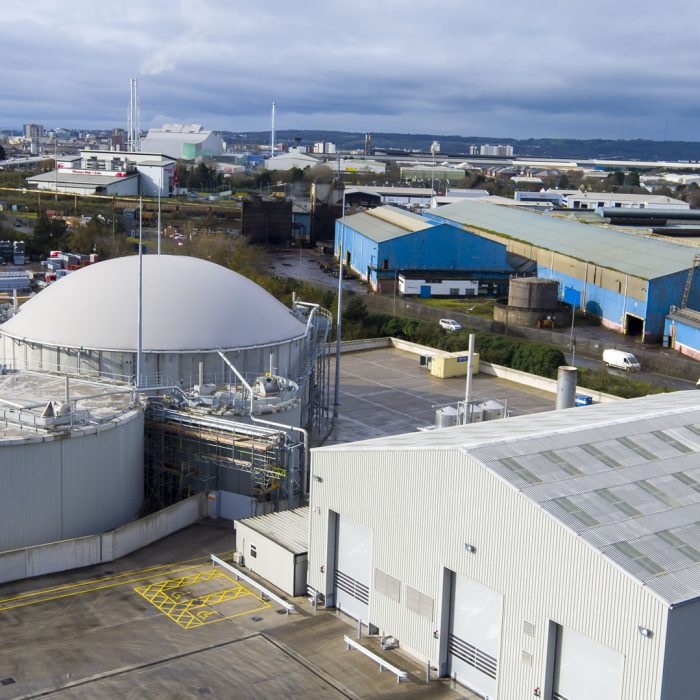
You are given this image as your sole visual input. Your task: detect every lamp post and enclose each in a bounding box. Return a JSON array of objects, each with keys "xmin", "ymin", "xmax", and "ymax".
[
  {"xmin": 54, "ymin": 138, "xmax": 58, "ymax": 202},
  {"xmin": 332, "ymin": 186, "xmax": 347, "ymax": 420},
  {"xmin": 570, "ymin": 300, "xmax": 577, "ymax": 366}
]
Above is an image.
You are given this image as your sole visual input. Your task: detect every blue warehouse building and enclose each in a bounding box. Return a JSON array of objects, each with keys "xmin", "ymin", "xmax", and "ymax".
[
  {"xmin": 664, "ymin": 308, "xmax": 700, "ymax": 361},
  {"xmin": 335, "ymin": 206, "xmax": 513, "ymax": 295},
  {"xmin": 426, "ymin": 200, "xmax": 700, "ymax": 341}
]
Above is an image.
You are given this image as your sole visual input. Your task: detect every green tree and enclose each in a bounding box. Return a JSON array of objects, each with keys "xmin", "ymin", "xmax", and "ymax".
[{"xmin": 31, "ymin": 215, "xmax": 68, "ymax": 257}]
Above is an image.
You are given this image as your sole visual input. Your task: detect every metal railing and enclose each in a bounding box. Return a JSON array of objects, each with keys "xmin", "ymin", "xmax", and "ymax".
[
  {"xmin": 343, "ymin": 635, "xmax": 409, "ymax": 683},
  {"xmin": 210, "ymin": 554, "xmax": 295, "ymax": 614}
]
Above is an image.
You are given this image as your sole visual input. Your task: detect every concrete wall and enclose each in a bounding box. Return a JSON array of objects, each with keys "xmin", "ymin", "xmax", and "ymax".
[{"xmin": 0, "ymin": 493, "xmax": 207, "ymax": 585}]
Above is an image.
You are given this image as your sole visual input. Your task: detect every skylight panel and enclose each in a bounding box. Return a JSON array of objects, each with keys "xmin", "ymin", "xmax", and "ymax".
[
  {"xmin": 612, "ymin": 542, "xmax": 666, "ymax": 576},
  {"xmin": 500, "ymin": 457, "xmax": 543, "ymax": 485},
  {"xmin": 636, "ymin": 480, "xmax": 680, "ymax": 508},
  {"xmin": 652, "ymin": 430, "xmax": 693, "ymax": 454},
  {"xmin": 541, "ymin": 450, "xmax": 582, "ymax": 476},
  {"xmin": 596, "ymin": 488, "xmax": 642, "ymax": 517},
  {"xmin": 618, "ymin": 436, "xmax": 657, "ymax": 462},
  {"xmin": 552, "ymin": 496, "xmax": 600, "ymax": 527},
  {"xmin": 581, "ymin": 443, "xmax": 622, "ymax": 469}
]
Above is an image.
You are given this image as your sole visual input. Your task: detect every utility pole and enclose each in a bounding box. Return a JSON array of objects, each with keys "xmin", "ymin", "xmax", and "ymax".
[{"xmin": 332, "ymin": 187, "xmax": 347, "ymax": 420}]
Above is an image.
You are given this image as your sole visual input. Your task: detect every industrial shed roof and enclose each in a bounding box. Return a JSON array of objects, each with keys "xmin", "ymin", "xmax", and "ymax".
[
  {"xmin": 27, "ymin": 172, "xmax": 138, "ymax": 186},
  {"xmin": 235, "ymin": 507, "xmax": 309, "ymax": 555},
  {"xmin": 427, "ymin": 199, "xmax": 700, "ymax": 279},
  {"xmin": 342, "ymin": 205, "xmax": 434, "ymax": 243},
  {"xmin": 319, "ymin": 391, "xmax": 700, "ymax": 606},
  {"xmin": 0, "ymin": 255, "xmax": 307, "ymax": 352}
]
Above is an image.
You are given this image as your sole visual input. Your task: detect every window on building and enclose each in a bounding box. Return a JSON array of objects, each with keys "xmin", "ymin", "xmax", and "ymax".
[{"xmin": 250, "ymin": 544, "xmax": 257, "ymax": 559}]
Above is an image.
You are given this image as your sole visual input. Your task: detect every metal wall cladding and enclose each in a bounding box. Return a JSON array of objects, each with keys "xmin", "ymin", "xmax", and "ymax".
[
  {"xmin": 1, "ymin": 337, "xmax": 307, "ymax": 387},
  {"xmin": 309, "ymin": 448, "xmax": 669, "ymax": 700},
  {"xmin": 0, "ymin": 410, "xmax": 144, "ymax": 553}
]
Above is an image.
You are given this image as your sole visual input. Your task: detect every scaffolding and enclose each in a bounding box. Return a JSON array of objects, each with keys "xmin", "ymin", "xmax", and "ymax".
[
  {"xmin": 300, "ymin": 304, "xmax": 333, "ymax": 434},
  {"xmin": 144, "ymin": 402, "xmax": 302, "ymax": 511}
]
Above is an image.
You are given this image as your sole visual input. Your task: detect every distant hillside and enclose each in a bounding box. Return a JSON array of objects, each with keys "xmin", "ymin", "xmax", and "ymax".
[{"xmin": 224, "ymin": 129, "xmax": 700, "ymax": 162}]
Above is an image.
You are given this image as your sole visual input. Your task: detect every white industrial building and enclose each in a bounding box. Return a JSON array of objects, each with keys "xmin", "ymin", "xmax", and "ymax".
[
  {"xmin": 265, "ymin": 149, "xmax": 321, "ymax": 171},
  {"xmin": 234, "ymin": 507, "xmax": 309, "ymax": 596},
  {"xmin": 26, "ymin": 150, "xmax": 176, "ymax": 197},
  {"xmin": 309, "ymin": 391, "xmax": 700, "ymax": 699},
  {"xmin": 141, "ymin": 123, "xmax": 224, "ymax": 160},
  {"xmin": 563, "ymin": 191, "xmax": 690, "ymax": 210}
]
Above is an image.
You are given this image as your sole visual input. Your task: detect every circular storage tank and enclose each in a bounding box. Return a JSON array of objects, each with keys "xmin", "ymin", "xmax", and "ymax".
[
  {"xmin": 0, "ymin": 395, "xmax": 143, "ymax": 553},
  {"xmin": 435, "ymin": 405, "xmax": 459, "ymax": 428},
  {"xmin": 0, "ymin": 255, "xmax": 312, "ymax": 387},
  {"xmin": 508, "ymin": 277, "xmax": 559, "ymax": 310}
]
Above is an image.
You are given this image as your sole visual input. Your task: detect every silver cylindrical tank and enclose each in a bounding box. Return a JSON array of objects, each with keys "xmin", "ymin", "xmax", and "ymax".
[
  {"xmin": 480, "ymin": 399, "xmax": 505, "ymax": 421},
  {"xmin": 435, "ymin": 405, "xmax": 459, "ymax": 428},
  {"xmin": 508, "ymin": 278, "xmax": 559, "ymax": 310},
  {"xmin": 556, "ymin": 366, "xmax": 578, "ymax": 410}
]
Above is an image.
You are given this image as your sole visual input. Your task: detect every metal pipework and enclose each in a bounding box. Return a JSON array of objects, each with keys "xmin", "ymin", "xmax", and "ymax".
[
  {"xmin": 217, "ymin": 350, "xmax": 310, "ymax": 498},
  {"xmin": 556, "ymin": 366, "xmax": 578, "ymax": 410}
]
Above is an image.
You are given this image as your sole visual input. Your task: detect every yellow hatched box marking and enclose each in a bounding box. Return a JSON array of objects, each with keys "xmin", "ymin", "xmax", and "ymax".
[{"xmin": 134, "ymin": 568, "xmax": 270, "ymax": 629}]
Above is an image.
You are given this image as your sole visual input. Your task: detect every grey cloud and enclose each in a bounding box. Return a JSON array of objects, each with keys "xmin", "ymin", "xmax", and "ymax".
[{"xmin": 0, "ymin": 0, "xmax": 697, "ymax": 139}]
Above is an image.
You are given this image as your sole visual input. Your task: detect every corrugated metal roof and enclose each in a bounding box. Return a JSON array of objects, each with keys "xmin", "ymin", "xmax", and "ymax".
[
  {"xmin": 343, "ymin": 205, "xmax": 433, "ymax": 243},
  {"xmin": 235, "ymin": 507, "xmax": 308, "ymax": 554},
  {"xmin": 318, "ymin": 392, "xmax": 700, "ymax": 605},
  {"xmin": 27, "ymin": 172, "xmax": 138, "ymax": 186},
  {"xmin": 427, "ymin": 199, "xmax": 700, "ymax": 279}
]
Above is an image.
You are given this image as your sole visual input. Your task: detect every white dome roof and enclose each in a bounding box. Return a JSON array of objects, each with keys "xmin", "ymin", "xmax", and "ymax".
[{"xmin": 1, "ymin": 255, "xmax": 307, "ymax": 352}]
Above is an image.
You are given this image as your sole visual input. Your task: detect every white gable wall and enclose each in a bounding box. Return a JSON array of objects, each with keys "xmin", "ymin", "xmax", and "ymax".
[{"xmin": 309, "ymin": 447, "xmax": 671, "ymax": 699}]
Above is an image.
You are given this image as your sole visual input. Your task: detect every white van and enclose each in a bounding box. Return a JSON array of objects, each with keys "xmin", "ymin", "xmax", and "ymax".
[{"xmin": 603, "ymin": 349, "xmax": 641, "ymax": 371}]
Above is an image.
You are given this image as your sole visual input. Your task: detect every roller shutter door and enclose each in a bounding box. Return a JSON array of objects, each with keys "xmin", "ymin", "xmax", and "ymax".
[
  {"xmin": 334, "ymin": 515, "xmax": 371, "ymax": 623},
  {"xmin": 448, "ymin": 572, "xmax": 502, "ymax": 699},
  {"xmin": 552, "ymin": 626, "xmax": 623, "ymax": 700}
]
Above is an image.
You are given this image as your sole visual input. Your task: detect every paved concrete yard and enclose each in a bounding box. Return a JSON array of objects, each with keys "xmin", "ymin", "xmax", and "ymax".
[
  {"xmin": 0, "ymin": 523, "xmax": 465, "ymax": 700},
  {"xmin": 324, "ymin": 347, "xmax": 556, "ymax": 445}
]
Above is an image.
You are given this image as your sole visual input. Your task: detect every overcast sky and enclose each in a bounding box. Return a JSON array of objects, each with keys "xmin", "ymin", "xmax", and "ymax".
[{"xmin": 0, "ymin": 0, "xmax": 697, "ymax": 141}]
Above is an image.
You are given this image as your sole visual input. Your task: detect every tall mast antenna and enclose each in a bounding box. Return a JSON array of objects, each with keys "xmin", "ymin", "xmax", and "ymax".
[{"xmin": 128, "ymin": 77, "xmax": 141, "ymax": 152}]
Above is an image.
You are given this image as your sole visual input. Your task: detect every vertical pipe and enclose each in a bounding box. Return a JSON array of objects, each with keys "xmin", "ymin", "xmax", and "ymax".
[
  {"xmin": 136, "ymin": 197, "xmax": 143, "ymax": 388},
  {"xmin": 556, "ymin": 366, "xmax": 577, "ymax": 410},
  {"xmin": 465, "ymin": 333, "xmax": 475, "ymax": 424},
  {"xmin": 157, "ymin": 187, "xmax": 161, "ymax": 256},
  {"xmin": 65, "ymin": 375, "xmax": 70, "ymax": 404},
  {"xmin": 198, "ymin": 361, "xmax": 204, "ymax": 388},
  {"xmin": 332, "ymin": 188, "xmax": 346, "ymax": 419},
  {"xmin": 271, "ymin": 101, "xmax": 276, "ymax": 159}
]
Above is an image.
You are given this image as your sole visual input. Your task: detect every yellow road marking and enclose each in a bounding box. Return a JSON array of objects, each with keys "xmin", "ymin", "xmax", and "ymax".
[
  {"xmin": 134, "ymin": 569, "xmax": 271, "ymax": 630},
  {"xmin": 0, "ymin": 552, "xmax": 235, "ymax": 613}
]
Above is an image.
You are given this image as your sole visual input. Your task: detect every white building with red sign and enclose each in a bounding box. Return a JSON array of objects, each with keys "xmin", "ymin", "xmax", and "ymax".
[{"xmin": 27, "ymin": 150, "xmax": 176, "ymax": 197}]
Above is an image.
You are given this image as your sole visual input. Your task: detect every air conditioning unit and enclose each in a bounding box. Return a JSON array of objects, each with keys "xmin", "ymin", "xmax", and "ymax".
[{"xmin": 233, "ymin": 551, "xmax": 244, "ymax": 566}]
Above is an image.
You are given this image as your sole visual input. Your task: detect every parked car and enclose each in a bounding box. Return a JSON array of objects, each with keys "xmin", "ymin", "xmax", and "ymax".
[
  {"xmin": 439, "ymin": 318, "xmax": 462, "ymax": 332},
  {"xmin": 603, "ymin": 349, "xmax": 641, "ymax": 371}
]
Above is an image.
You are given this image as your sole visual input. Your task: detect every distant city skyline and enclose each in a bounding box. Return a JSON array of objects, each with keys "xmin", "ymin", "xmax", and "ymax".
[{"xmin": 0, "ymin": 1, "xmax": 697, "ymax": 142}]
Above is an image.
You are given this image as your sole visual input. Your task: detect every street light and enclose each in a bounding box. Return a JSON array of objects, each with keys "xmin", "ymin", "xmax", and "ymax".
[{"xmin": 332, "ymin": 186, "xmax": 347, "ymax": 420}]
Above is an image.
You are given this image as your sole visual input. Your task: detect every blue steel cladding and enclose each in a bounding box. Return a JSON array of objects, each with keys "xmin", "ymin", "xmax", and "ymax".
[
  {"xmin": 665, "ymin": 316, "xmax": 700, "ymax": 355},
  {"xmin": 334, "ymin": 220, "xmax": 510, "ymax": 284}
]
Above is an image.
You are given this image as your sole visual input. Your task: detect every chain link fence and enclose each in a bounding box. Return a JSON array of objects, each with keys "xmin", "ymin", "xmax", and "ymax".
[{"xmin": 357, "ymin": 293, "xmax": 700, "ymax": 382}]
